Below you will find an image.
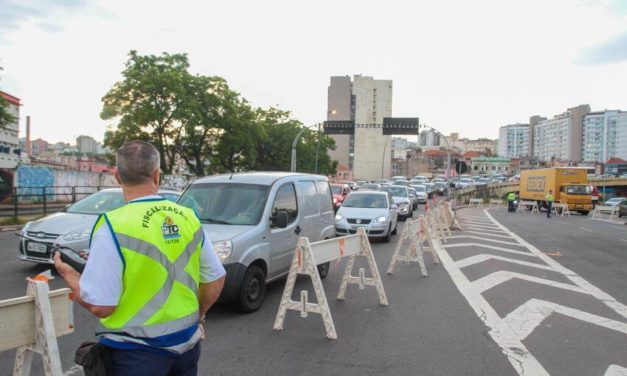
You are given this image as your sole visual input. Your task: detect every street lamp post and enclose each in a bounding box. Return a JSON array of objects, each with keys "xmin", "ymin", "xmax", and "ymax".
[
  {"xmin": 381, "ymin": 137, "xmax": 390, "ymax": 179},
  {"xmin": 291, "ymin": 123, "xmax": 321, "ymax": 173}
]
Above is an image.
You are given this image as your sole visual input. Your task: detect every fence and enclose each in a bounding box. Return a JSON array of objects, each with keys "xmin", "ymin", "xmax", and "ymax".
[{"xmin": 0, "ymin": 185, "xmax": 119, "ymax": 218}]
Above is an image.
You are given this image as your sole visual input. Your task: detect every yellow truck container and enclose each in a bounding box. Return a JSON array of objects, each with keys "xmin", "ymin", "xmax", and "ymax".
[{"xmin": 519, "ymin": 167, "xmax": 592, "ymax": 215}]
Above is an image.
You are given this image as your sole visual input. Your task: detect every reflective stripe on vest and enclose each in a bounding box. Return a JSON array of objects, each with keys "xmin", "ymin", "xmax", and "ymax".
[{"xmin": 95, "ymin": 200, "xmax": 203, "ymax": 352}]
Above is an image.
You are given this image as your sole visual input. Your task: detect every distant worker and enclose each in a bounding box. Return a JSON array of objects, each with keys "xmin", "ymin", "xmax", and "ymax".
[
  {"xmin": 507, "ymin": 191, "xmax": 516, "ymax": 212},
  {"xmin": 54, "ymin": 140, "xmax": 226, "ymax": 375},
  {"xmin": 546, "ymin": 190, "xmax": 555, "ymax": 218}
]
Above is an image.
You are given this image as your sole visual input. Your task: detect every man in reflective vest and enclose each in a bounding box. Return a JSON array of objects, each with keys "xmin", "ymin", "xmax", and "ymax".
[
  {"xmin": 507, "ymin": 192, "xmax": 516, "ymax": 212},
  {"xmin": 546, "ymin": 190, "xmax": 555, "ymax": 218},
  {"xmin": 54, "ymin": 140, "xmax": 225, "ymax": 375}
]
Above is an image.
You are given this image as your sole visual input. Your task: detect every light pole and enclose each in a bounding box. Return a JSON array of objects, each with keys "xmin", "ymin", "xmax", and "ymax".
[
  {"xmin": 381, "ymin": 137, "xmax": 390, "ymax": 179},
  {"xmin": 423, "ymin": 124, "xmax": 451, "ymax": 198},
  {"xmin": 291, "ymin": 123, "xmax": 321, "ymax": 173}
]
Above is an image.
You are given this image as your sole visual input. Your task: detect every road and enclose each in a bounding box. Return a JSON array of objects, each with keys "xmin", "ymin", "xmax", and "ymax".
[{"xmin": 0, "ymin": 204, "xmax": 625, "ymax": 375}]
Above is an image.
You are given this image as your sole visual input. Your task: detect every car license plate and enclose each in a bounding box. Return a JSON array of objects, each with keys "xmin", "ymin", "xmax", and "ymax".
[{"xmin": 27, "ymin": 242, "xmax": 48, "ymax": 253}]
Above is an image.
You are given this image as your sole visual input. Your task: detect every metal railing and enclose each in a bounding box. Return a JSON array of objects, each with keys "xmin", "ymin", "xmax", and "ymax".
[{"xmin": 0, "ymin": 186, "xmax": 119, "ymax": 218}]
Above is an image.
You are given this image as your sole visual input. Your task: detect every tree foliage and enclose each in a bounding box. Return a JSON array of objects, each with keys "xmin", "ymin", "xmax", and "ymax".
[{"xmin": 102, "ymin": 51, "xmax": 336, "ymax": 176}]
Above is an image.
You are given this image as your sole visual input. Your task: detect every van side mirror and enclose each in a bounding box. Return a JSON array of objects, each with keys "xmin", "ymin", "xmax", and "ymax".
[
  {"xmin": 391, "ymin": 204, "xmax": 398, "ymax": 210},
  {"xmin": 272, "ymin": 211, "xmax": 289, "ymax": 228}
]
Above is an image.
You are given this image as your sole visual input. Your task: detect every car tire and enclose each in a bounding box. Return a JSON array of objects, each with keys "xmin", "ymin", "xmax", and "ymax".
[
  {"xmin": 317, "ymin": 262, "xmax": 330, "ymax": 279},
  {"xmin": 392, "ymin": 223, "xmax": 397, "ymax": 235},
  {"xmin": 237, "ymin": 265, "xmax": 267, "ymax": 313},
  {"xmin": 383, "ymin": 224, "xmax": 392, "ymax": 242},
  {"xmin": 579, "ymin": 211, "xmax": 589, "ymax": 216}
]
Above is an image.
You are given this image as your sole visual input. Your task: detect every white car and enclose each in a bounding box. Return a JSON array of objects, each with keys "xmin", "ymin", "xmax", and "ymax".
[
  {"xmin": 455, "ymin": 178, "xmax": 475, "ymax": 189},
  {"xmin": 334, "ymin": 191, "xmax": 398, "ymax": 242},
  {"xmin": 410, "ymin": 184, "xmax": 428, "ymax": 203},
  {"xmin": 604, "ymin": 197, "xmax": 627, "ymax": 207},
  {"xmin": 380, "ymin": 185, "xmax": 412, "ymax": 220}
]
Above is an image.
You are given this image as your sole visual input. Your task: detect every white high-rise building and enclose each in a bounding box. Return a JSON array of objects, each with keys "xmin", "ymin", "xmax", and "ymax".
[
  {"xmin": 582, "ymin": 110, "xmax": 627, "ymax": 162},
  {"xmin": 76, "ymin": 135, "xmax": 98, "ymax": 155},
  {"xmin": 532, "ymin": 104, "xmax": 590, "ymax": 162},
  {"xmin": 498, "ymin": 123, "xmax": 530, "ymax": 158},
  {"xmin": 0, "ymin": 91, "xmax": 21, "ymax": 168},
  {"xmin": 419, "ymin": 129, "xmax": 440, "ymax": 147},
  {"xmin": 327, "ymin": 75, "xmax": 393, "ymax": 180}
]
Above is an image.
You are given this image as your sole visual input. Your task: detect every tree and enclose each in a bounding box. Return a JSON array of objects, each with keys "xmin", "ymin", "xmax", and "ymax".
[
  {"xmin": 0, "ymin": 65, "xmax": 16, "ymax": 130},
  {"xmin": 101, "ymin": 51, "xmax": 192, "ymax": 174}
]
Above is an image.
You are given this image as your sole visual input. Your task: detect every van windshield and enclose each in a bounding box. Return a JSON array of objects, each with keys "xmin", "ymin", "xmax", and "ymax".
[
  {"xmin": 178, "ymin": 183, "xmax": 268, "ymax": 225},
  {"xmin": 565, "ymin": 185, "xmax": 591, "ymax": 195}
]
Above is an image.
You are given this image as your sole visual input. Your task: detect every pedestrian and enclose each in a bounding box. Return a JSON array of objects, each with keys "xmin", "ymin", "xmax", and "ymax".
[
  {"xmin": 546, "ymin": 189, "xmax": 555, "ymax": 218},
  {"xmin": 507, "ymin": 191, "xmax": 516, "ymax": 212},
  {"xmin": 54, "ymin": 140, "xmax": 226, "ymax": 376}
]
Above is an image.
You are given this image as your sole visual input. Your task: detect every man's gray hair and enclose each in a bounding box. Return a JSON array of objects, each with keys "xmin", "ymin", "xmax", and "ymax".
[{"xmin": 116, "ymin": 140, "xmax": 160, "ymax": 186}]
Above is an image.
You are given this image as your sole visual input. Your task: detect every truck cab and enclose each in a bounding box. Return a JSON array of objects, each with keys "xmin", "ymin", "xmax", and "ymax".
[{"xmin": 558, "ymin": 184, "xmax": 592, "ymax": 214}]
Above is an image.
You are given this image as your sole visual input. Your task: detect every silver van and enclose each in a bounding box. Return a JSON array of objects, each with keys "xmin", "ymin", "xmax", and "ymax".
[{"xmin": 178, "ymin": 172, "xmax": 335, "ymax": 312}]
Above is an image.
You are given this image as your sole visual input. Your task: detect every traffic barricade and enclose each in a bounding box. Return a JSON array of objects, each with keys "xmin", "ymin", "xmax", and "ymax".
[
  {"xmin": 591, "ymin": 205, "xmax": 619, "ymax": 221},
  {"xmin": 1, "ymin": 272, "xmax": 74, "ymax": 376},
  {"xmin": 552, "ymin": 202, "xmax": 571, "ymax": 217},
  {"xmin": 488, "ymin": 199, "xmax": 504, "ymax": 209},
  {"xmin": 273, "ymin": 228, "xmax": 388, "ymax": 340},
  {"xmin": 387, "ymin": 216, "xmax": 440, "ymax": 277},
  {"xmin": 517, "ymin": 200, "xmax": 539, "ymax": 214},
  {"xmin": 468, "ymin": 198, "xmax": 483, "ymax": 208}
]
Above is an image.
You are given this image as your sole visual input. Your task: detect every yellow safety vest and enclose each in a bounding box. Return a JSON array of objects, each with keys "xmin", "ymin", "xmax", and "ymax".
[
  {"xmin": 546, "ymin": 194, "xmax": 554, "ymax": 202},
  {"xmin": 93, "ymin": 197, "xmax": 203, "ymax": 353},
  {"xmin": 507, "ymin": 192, "xmax": 516, "ymax": 201}
]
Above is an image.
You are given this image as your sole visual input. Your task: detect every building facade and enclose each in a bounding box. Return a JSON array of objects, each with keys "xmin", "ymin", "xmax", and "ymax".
[
  {"xmin": 532, "ymin": 104, "xmax": 590, "ymax": 162},
  {"xmin": 582, "ymin": 111, "xmax": 627, "ymax": 163},
  {"xmin": 464, "ymin": 138, "xmax": 497, "ymax": 155},
  {"xmin": 498, "ymin": 123, "xmax": 529, "ymax": 158},
  {"xmin": 470, "ymin": 156, "xmax": 511, "ymax": 175},
  {"xmin": 76, "ymin": 135, "xmax": 98, "ymax": 155},
  {"xmin": 419, "ymin": 129, "xmax": 440, "ymax": 147},
  {"xmin": 0, "ymin": 91, "xmax": 21, "ymax": 169},
  {"xmin": 327, "ymin": 75, "xmax": 393, "ymax": 180}
]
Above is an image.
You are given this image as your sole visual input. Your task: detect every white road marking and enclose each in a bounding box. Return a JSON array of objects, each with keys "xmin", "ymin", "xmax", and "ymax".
[
  {"xmin": 472, "ymin": 270, "xmax": 588, "ymax": 295},
  {"xmin": 484, "ymin": 210, "xmax": 627, "ymax": 320},
  {"xmin": 456, "ymin": 254, "xmax": 553, "ymax": 270},
  {"xmin": 605, "ymin": 365, "xmax": 627, "ymax": 376},
  {"xmin": 444, "ymin": 243, "xmax": 536, "ymax": 257},
  {"xmin": 461, "ymin": 224, "xmax": 506, "ymax": 232},
  {"xmin": 464, "ymin": 230, "xmax": 516, "ymax": 239},
  {"xmin": 579, "ymin": 227, "xmax": 593, "ymax": 233},
  {"xmin": 63, "ymin": 365, "xmax": 84, "ymax": 376},
  {"xmin": 502, "ymin": 298, "xmax": 627, "ymax": 341},
  {"xmin": 620, "ymin": 239, "xmax": 627, "ymax": 243},
  {"xmin": 431, "ymin": 236, "xmax": 551, "ymax": 375},
  {"xmin": 448, "ymin": 235, "xmax": 522, "ymax": 246}
]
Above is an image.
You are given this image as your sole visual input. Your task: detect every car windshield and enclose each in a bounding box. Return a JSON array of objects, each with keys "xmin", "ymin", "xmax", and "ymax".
[
  {"xmin": 461, "ymin": 178, "xmax": 473, "ymax": 183},
  {"xmin": 381, "ymin": 186, "xmax": 407, "ymax": 197},
  {"xmin": 331, "ymin": 186, "xmax": 342, "ymax": 195},
  {"xmin": 412, "ymin": 185, "xmax": 426, "ymax": 192},
  {"xmin": 178, "ymin": 183, "xmax": 268, "ymax": 225},
  {"xmin": 66, "ymin": 191, "xmax": 126, "ymax": 215},
  {"xmin": 160, "ymin": 192, "xmax": 180, "ymax": 202},
  {"xmin": 342, "ymin": 194, "xmax": 388, "ymax": 209},
  {"xmin": 361, "ymin": 184, "xmax": 379, "ymax": 190},
  {"xmin": 565, "ymin": 185, "xmax": 591, "ymax": 195}
]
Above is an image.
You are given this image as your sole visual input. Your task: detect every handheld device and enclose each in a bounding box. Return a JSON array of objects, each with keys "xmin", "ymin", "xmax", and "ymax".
[{"xmin": 55, "ymin": 247, "xmax": 87, "ymax": 273}]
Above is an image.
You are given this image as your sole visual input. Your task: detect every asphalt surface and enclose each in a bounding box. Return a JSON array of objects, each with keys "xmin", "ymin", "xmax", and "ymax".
[{"xmin": 0, "ymin": 204, "xmax": 625, "ymax": 375}]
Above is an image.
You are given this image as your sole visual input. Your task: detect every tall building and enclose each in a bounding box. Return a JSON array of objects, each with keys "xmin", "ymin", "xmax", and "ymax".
[
  {"xmin": 528, "ymin": 115, "xmax": 546, "ymax": 158},
  {"xmin": 464, "ymin": 138, "xmax": 497, "ymax": 155},
  {"xmin": 76, "ymin": 135, "xmax": 98, "ymax": 155},
  {"xmin": 327, "ymin": 75, "xmax": 393, "ymax": 180},
  {"xmin": 532, "ymin": 104, "xmax": 590, "ymax": 162},
  {"xmin": 498, "ymin": 123, "xmax": 530, "ymax": 158},
  {"xmin": 582, "ymin": 110, "xmax": 627, "ymax": 162},
  {"xmin": 419, "ymin": 129, "xmax": 440, "ymax": 147},
  {"xmin": 0, "ymin": 91, "xmax": 21, "ymax": 168}
]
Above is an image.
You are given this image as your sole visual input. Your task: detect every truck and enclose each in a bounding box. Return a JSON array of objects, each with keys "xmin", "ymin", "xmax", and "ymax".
[{"xmin": 519, "ymin": 167, "xmax": 593, "ymax": 215}]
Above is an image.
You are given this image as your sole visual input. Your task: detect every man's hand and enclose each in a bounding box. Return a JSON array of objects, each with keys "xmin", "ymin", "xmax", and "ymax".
[{"xmin": 54, "ymin": 251, "xmax": 77, "ymax": 279}]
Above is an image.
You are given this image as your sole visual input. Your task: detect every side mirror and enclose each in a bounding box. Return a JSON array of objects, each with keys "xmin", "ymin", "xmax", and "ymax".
[
  {"xmin": 273, "ymin": 211, "xmax": 289, "ymax": 229},
  {"xmin": 391, "ymin": 204, "xmax": 398, "ymax": 210}
]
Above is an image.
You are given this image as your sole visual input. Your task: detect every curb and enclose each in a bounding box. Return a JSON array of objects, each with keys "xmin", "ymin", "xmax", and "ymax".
[{"xmin": 0, "ymin": 225, "xmax": 23, "ymax": 232}]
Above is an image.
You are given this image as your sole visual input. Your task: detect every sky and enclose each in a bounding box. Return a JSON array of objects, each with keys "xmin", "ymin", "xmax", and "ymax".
[{"xmin": 0, "ymin": 0, "xmax": 626, "ymax": 145}]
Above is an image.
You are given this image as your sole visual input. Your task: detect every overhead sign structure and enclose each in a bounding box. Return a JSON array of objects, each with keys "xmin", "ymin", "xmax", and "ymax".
[
  {"xmin": 323, "ymin": 121, "xmax": 355, "ymax": 135},
  {"xmin": 382, "ymin": 117, "xmax": 419, "ymax": 135}
]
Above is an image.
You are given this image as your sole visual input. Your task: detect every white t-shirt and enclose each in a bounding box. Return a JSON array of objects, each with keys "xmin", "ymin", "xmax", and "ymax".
[{"xmin": 79, "ymin": 195, "xmax": 226, "ymax": 306}]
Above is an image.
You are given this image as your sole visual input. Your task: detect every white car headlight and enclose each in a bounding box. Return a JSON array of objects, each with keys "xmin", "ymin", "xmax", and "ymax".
[
  {"xmin": 335, "ymin": 214, "xmax": 345, "ymax": 222},
  {"xmin": 62, "ymin": 229, "xmax": 92, "ymax": 241},
  {"xmin": 212, "ymin": 240, "xmax": 232, "ymax": 262},
  {"xmin": 333, "ymin": 197, "xmax": 338, "ymax": 204},
  {"xmin": 373, "ymin": 215, "xmax": 388, "ymax": 224}
]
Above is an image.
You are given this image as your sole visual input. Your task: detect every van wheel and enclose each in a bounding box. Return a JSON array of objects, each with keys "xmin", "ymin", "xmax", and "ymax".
[
  {"xmin": 237, "ymin": 265, "xmax": 266, "ymax": 313},
  {"xmin": 317, "ymin": 262, "xmax": 330, "ymax": 279},
  {"xmin": 579, "ymin": 211, "xmax": 589, "ymax": 216}
]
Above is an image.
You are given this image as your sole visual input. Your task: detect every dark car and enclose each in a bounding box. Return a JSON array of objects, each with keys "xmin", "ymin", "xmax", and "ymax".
[
  {"xmin": 433, "ymin": 182, "xmax": 448, "ymax": 196},
  {"xmin": 618, "ymin": 200, "xmax": 627, "ymax": 218}
]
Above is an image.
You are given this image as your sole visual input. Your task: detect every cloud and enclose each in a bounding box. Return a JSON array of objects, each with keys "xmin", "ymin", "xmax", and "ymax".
[
  {"xmin": 0, "ymin": 0, "xmax": 89, "ymax": 33},
  {"xmin": 575, "ymin": 30, "xmax": 627, "ymax": 65}
]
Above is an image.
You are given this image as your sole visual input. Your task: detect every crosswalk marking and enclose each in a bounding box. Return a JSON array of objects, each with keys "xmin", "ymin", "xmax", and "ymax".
[
  {"xmin": 472, "ymin": 270, "xmax": 589, "ymax": 294},
  {"xmin": 456, "ymin": 254, "xmax": 553, "ymax": 270},
  {"xmin": 444, "ymin": 243, "xmax": 536, "ymax": 257}
]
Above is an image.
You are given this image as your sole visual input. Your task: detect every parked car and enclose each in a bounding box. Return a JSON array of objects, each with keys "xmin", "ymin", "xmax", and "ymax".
[
  {"xmin": 177, "ymin": 172, "xmax": 335, "ymax": 312},
  {"xmin": 456, "ymin": 178, "xmax": 475, "ymax": 189},
  {"xmin": 448, "ymin": 176, "xmax": 460, "ymax": 187},
  {"xmin": 330, "ymin": 183, "xmax": 351, "ymax": 210},
  {"xmin": 334, "ymin": 191, "xmax": 398, "ymax": 242},
  {"xmin": 407, "ymin": 187, "xmax": 418, "ymax": 210},
  {"xmin": 412, "ymin": 176, "xmax": 429, "ymax": 184},
  {"xmin": 392, "ymin": 179, "xmax": 409, "ymax": 186},
  {"xmin": 360, "ymin": 183, "xmax": 382, "ymax": 191},
  {"xmin": 342, "ymin": 181, "xmax": 359, "ymax": 190},
  {"xmin": 18, "ymin": 188, "xmax": 181, "ymax": 266},
  {"xmin": 509, "ymin": 175, "xmax": 520, "ymax": 183},
  {"xmin": 424, "ymin": 182, "xmax": 436, "ymax": 197},
  {"xmin": 431, "ymin": 177, "xmax": 446, "ymax": 183},
  {"xmin": 475, "ymin": 177, "xmax": 492, "ymax": 186},
  {"xmin": 432, "ymin": 182, "xmax": 448, "ymax": 196},
  {"xmin": 410, "ymin": 184, "xmax": 428, "ymax": 203},
  {"xmin": 619, "ymin": 201, "xmax": 627, "ymax": 218},
  {"xmin": 380, "ymin": 185, "xmax": 412, "ymax": 220},
  {"xmin": 603, "ymin": 197, "xmax": 627, "ymax": 207}
]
